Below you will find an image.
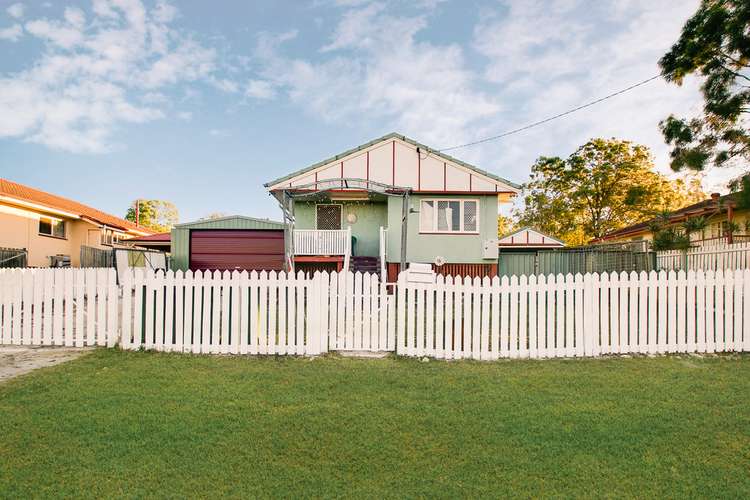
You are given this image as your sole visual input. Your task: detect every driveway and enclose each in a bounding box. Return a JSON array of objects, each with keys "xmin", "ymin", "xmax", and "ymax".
[{"xmin": 0, "ymin": 346, "xmax": 94, "ymax": 383}]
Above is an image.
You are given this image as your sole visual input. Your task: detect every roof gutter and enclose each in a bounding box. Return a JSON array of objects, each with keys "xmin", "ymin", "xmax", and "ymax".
[{"xmin": 0, "ymin": 195, "xmax": 81, "ymax": 220}]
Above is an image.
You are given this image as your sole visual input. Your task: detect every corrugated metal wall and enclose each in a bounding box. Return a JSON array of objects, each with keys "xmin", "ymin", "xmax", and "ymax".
[
  {"xmin": 497, "ymin": 252, "xmax": 536, "ymax": 277},
  {"xmin": 170, "ymin": 216, "xmax": 284, "ymax": 271}
]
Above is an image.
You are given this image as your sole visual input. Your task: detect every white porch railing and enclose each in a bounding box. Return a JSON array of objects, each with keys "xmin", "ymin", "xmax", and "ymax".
[{"xmin": 294, "ymin": 229, "xmax": 352, "ymax": 270}]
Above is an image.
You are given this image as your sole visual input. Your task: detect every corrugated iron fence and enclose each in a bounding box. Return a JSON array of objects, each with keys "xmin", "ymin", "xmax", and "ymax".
[{"xmin": 499, "ymin": 246, "xmax": 654, "ymax": 277}]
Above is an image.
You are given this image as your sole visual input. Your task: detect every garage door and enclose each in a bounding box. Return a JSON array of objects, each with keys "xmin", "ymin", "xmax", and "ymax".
[{"xmin": 189, "ymin": 230, "xmax": 284, "ymax": 272}]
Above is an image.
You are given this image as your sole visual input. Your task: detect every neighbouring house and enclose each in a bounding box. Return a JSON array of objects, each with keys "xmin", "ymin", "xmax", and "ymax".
[
  {"xmin": 264, "ymin": 133, "xmax": 520, "ymax": 281},
  {"xmin": 0, "ymin": 178, "xmax": 154, "ymax": 267},
  {"xmin": 593, "ymin": 192, "xmax": 749, "ymax": 246},
  {"xmin": 497, "ymin": 227, "xmax": 566, "ymax": 277},
  {"xmin": 124, "ymin": 232, "xmax": 172, "ymax": 252},
  {"xmin": 169, "ymin": 215, "xmax": 285, "ymax": 272},
  {"xmin": 498, "ymin": 227, "xmax": 566, "ymax": 250}
]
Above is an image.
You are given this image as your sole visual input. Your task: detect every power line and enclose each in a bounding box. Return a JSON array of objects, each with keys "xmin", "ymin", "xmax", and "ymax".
[{"xmin": 438, "ymin": 74, "xmax": 662, "ymax": 152}]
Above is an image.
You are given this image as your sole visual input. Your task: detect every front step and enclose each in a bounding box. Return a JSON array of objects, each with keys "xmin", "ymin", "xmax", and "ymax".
[{"xmin": 350, "ymin": 256, "xmax": 381, "ymax": 277}]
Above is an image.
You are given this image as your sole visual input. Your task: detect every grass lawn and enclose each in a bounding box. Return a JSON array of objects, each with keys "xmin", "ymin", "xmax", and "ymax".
[{"xmin": 1, "ymin": 350, "xmax": 749, "ymax": 498}]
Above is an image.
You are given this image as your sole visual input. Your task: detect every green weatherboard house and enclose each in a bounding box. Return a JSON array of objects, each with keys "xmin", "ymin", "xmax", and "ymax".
[{"xmin": 265, "ymin": 133, "xmax": 520, "ymax": 282}]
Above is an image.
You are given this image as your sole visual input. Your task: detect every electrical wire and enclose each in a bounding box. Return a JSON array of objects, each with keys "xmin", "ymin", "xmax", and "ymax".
[{"xmin": 438, "ymin": 74, "xmax": 662, "ymax": 152}]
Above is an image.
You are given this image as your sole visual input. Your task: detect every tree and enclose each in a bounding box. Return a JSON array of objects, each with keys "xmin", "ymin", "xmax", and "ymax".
[
  {"xmin": 659, "ymin": 0, "xmax": 750, "ymax": 179},
  {"xmin": 125, "ymin": 200, "xmax": 179, "ymax": 232},
  {"xmin": 515, "ymin": 138, "xmax": 706, "ymax": 246},
  {"xmin": 497, "ymin": 215, "xmax": 513, "ymax": 238},
  {"xmin": 201, "ymin": 212, "xmax": 228, "ymax": 220}
]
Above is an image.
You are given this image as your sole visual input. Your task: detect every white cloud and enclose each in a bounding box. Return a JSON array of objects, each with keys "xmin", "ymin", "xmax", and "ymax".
[
  {"xmin": 245, "ymin": 79, "xmax": 275, "ymax": 99},
  {"xmin": 209, "ymin": 128, "xmax": 229, "ymax": 137},
  {"xmin": 0, "ymin": 0, "xmax": 220, "ymax": 153},
  {"xmin": 176, "ymin": 110, "xmax": 192, "ymax": 120},
  {"xmin": 63, "ymin": 7, "xmax": 86, "ymax": 29},
  {"xmin": 209, "ymin": 77, "xmax": 239, "ymax": 93},
  {"xmin": 25, "ymin": 19, "xmax": 84, "ymax": 49},
  {"xmin": 253, "ymin": 3, "xmax": 500, "ymax": 147},
  {"xmin": 468, "ymin": 0, "xmax": 710, "ymax": 188},
  {"xmin": 6, "ymin": 3, "xmax": 24, "ymax": 19},
  {"xmin": 0, "ymin": 24, "xmax": 22, "ymax": 41}
]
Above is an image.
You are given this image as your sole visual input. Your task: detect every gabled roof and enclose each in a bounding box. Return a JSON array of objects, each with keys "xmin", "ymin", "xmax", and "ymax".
[
  {"xmin": 126, "ymin": 232, "xmax": 171, "ymax": 242},
  {"xmin": 0, "ymin": 178, "xmax": 154, "ymax": 235},
  {"xmin": 174, "ymin": 215, "xmax": 285, "ymax": 230},
  {"xmin": 264, "ymin": 132, "xmax": 521, "ymax": 190},
  {"xmin": 498, "ymin": 227, "xmax": 566, "ymax": 247}
]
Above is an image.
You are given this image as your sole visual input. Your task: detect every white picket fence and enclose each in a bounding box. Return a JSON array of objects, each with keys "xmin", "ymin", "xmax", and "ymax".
[
  {"xmin": 0, "ymin": 268, "xmax": 119, "ymax": 347},
  {"xmin": 120, "ymin": 269, "xmax": 394, "ymax": 354},
  {"xmin": 657, "ymin": 242, "xmax": 750, "ymax": 272},
  {"xmin": 1, "ymin": 268, "xmax": 749, "ymax": 359},
  {"xmin": 396, "ymin": 270, "xmax": 750, "ymax": 359}
]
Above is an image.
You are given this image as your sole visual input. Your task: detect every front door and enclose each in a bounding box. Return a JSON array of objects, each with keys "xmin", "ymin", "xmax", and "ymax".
[{"xmin": 316, "ymin": 204, "xmax": 342, "ymax": 230}]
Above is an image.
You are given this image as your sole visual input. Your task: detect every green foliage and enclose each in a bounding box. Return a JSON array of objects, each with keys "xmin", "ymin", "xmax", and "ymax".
[
  {"xmin": 201, "ymin": 212, "xmax": 228, "ymax": 220},
  {"xmin": 515, "ymin": 138, "xmax": 705, "ymax": 245},
  {"xmin": 652, "ymin": 227, "xmax": 691, "ymax": 251},
  {"xmin": 726, "ymin": 220, "xmax": 741, "ymax": 234},
  {"xmin": 730, "ymin": 174, "xmax": 750, "ymax": 208},
  {"xmin": 497, "ymin": 215, "xmax": 513, "ymax": 237},
  {"xmin": 682, "ymin": 215, "xmax": 709, "ymax": 235},
  {"xmin": 125, "ymin": 199, "xmax": 179, "ymax": 232},
  {"xmin": 659, "ymin": 0, "xmax": 750, "ymax": 174},
  {"xmin": 1, "ymin": 350, "xmax": 750, "ymax": 497}
]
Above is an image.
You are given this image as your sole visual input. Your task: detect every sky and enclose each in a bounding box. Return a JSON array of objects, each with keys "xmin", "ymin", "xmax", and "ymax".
[{"xmin": 0, "ymin": 0, "xmax": 739, "ymax": 224}]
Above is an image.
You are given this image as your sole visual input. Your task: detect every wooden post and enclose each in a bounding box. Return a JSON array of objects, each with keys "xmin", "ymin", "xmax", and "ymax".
[
  {"xmin": 400, "ymin": 192, "xmax": 409, "ymax": 273},
  {"xmin": 727, "ymin": 203, "xmax": 734, "ymax": 244},
  {"xmin": 282, "ymin": 192, "xmax": 295, "ymax": 273}
]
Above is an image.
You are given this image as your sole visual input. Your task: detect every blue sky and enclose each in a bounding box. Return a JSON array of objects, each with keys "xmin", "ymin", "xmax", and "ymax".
[{"xmin": 0, "ymin": 0, "xmax": 733, "ymax": 223}]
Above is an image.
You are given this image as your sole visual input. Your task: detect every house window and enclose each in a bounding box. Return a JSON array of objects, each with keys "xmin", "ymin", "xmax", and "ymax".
[
  {"xmin": 316, "ymin": 204, "xmax": 342, "ymax": 230},
  {"xmin": 419, "ymin": 199, "xmax": 479, "ymax": 233},
  {"xmin": 38, "ymin": 217, "xmax": 65, "ymax": 239},
  {"xmin": 100, "ymin": 229, "xmax": 122, "ymax": 246}
]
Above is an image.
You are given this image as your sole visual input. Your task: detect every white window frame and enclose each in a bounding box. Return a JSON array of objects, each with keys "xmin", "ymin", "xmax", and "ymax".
[
  {"xmin": 315, "ymin": 203, "xmax": 343, "ymax": 230},
  {"xmin": 419, "ymin": 198, "xmax": 480, "ymax": 234}
]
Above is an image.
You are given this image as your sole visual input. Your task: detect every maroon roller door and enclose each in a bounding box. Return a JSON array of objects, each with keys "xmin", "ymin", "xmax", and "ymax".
[{"xmin": 189, "ymin": 230, "xmax": 284, "ymax": 272}]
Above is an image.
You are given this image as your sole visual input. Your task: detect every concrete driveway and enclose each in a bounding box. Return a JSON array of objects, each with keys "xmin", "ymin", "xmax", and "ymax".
[{"xmin": 0, "ymin": 346, "xmax": 94, "ymax": 383}]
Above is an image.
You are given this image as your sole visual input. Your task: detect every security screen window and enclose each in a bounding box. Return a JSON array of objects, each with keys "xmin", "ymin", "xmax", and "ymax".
[{"xmin": 420, "ymin": 199, "xmax": 479, "ymax": 233}]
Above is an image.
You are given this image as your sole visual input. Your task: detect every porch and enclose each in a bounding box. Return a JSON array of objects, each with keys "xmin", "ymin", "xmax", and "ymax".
[
  {"xmin": 291, "ymin": 226, "xmax": 388, "ymax": 277},
  {"xmin": 272, "ymin": 178, "xmax": 409, "ymax": 278}
]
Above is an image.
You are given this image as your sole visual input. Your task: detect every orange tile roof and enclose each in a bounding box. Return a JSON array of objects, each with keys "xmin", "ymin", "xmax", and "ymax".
[{"xmin": 0, "ymin": 178, "xmax": 155, "ymax": 235}]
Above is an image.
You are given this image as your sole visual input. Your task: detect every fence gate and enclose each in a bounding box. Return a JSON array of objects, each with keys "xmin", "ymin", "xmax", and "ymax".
[{"xmin": 325, "ymin": 271, "xmax": 396, "ymax": 352}]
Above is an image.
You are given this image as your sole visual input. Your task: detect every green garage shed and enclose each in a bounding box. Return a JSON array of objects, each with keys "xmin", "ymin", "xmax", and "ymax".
[{"xmin": 170, "ymin": 215, "xmax": 285, "ymax": 273}]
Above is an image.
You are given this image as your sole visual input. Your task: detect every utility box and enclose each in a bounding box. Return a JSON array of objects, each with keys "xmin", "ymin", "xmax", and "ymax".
[{"xmin": 482, "ymin": 239, "xmax": 498, "ymax": 259}]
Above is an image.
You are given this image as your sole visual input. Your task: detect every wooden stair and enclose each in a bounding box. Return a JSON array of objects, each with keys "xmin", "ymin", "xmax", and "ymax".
[{"xmin": 350, "ymin": 256, "xmax": 381, "ymax": 278}]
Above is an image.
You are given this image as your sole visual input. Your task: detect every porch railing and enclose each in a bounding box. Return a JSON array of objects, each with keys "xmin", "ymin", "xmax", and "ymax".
[{"xmin": 293, "ymin": 229, "xmax": 351, "ymax": 256}]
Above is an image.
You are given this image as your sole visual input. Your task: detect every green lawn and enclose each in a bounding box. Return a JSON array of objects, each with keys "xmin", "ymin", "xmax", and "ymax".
[{"xmin": 1, "ymin": 351, "xmax": 749, "ymax": 498}]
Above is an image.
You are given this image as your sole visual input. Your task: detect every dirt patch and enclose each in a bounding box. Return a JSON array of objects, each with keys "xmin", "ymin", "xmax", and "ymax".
[{"xmin": 0, "ymin": 346, "xmax": 94, "ymax": 383}]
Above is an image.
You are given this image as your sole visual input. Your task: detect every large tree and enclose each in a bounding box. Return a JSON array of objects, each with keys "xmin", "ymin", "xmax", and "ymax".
[
  {"xmin": 515, "ymin": 138, "xmax": 705, "ymax": 246},
  {"xmin": 125, "ymin": 199, "xmax": 179, "ymax": 233},
  {"xmin": 659, "ymin": 0, "xmax": 750, "ymax": 180}
]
